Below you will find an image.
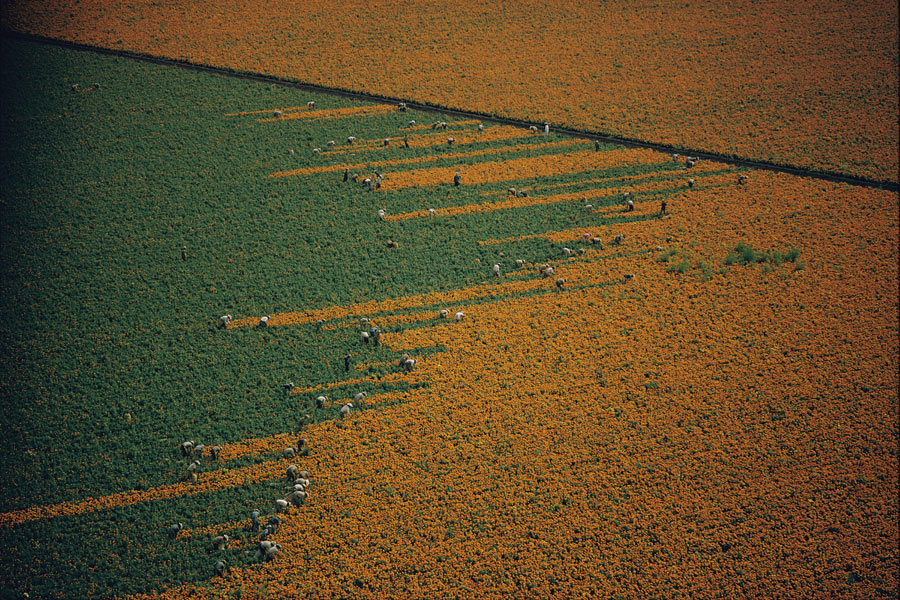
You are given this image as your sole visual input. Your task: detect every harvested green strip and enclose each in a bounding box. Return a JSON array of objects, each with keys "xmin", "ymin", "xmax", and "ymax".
[
  {"xmin": 0, "ymin": 481, "xmax": 280, "ymax": 599},
  {"xmin": 0, "ymin": 36, "xmax": 706, "ymax": 599},
  {"xmin": 268, "ymin": 138, "xmax": 588, "ymax": 178}
]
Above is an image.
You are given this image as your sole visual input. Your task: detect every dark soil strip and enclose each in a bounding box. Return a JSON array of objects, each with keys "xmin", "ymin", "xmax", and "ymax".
[{"xmin": 4, "ymin": 29, "xmax": 897, "ymax": 193}]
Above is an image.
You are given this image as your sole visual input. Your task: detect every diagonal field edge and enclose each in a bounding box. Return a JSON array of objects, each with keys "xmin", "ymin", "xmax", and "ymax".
[{"xmin": 2, "ymin": 29, "xmax": 897, "ymax": 193}]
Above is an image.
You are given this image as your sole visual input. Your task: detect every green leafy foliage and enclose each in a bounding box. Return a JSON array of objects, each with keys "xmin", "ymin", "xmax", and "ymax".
[
  {"xmin": 0, "ymin": 38, "xmax": 727, "ymax": 598},
  {"xmin": 0, "ymin": 483, "xmax": 278, "ymax": 600}
]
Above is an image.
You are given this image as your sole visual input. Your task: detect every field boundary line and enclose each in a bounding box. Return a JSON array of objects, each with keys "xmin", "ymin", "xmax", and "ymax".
[{"xmin": 5, "ymin": 30, "xmax": 894, "ymax": 192}]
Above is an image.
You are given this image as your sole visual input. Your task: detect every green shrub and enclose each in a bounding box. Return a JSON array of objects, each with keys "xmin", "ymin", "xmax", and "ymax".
[
  {"xmin": 785, "ymin": 246, "xmax": 800, "ymax": 262},
  {"xmin": 667, "ymin": 259, "xmax": 691, "ymax": 274},
  {"xmin": 739, "ymin": 242, "xmax": 758, "ymax": 264},
  {"xmin": 725, "ymin": 242, "xmax": 800, "ymax": 268},
  {"xmin": 657, "ymin": 248, "xmax": 678, "ymax": 263}
]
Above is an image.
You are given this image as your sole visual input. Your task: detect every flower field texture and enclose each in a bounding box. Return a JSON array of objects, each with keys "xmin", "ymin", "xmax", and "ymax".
[
  {"xmin": 122, "ymin": 170, "xmax": 898, "ymax": 600},
  {"xmin": 0, "ymin": 38, "xmax": 896, "ymax": 599},
  {"xmin": 2, "ymin": 0, "xmax": 897, "ymax": 182}
]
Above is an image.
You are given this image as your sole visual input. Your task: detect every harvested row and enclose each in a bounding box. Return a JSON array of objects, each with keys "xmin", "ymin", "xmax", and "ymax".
[
  {"xmin": 478, "ymin": 157, "xmax": 709, "ymax": 196},
  {"xmin": 480, "ymin": 223, "xmax": 666, "ymax": 247},
  {"xmin": 347, "ymin": 311, "xmax": 459, "ymax": 332},
  {"xmin": 268, "ymin": 138, "xmax": 585, "ymax": 177},
  {"xmin": 325, "ymin": 124, "xmax": 533, "ymax": 154},
  {"xmin": 378, "ymin": 147, "xmax": 665, "ymax": 190},
  {"xmin": 287, "ymin": 371, "xmax": 425, "ymax": 395},
  {"xmin": 257, "ymin": 104, "xmax": 397, "ymax": 122},
  {"xmin": 385, "ymin": 166, "xmax": 734, "ymax": 221},
  {"xmin": 0, "ymin": 461, "xmax": 285, "ymax": 528},
  {"xmin": 212, "ymin": 432, "xmax": 297, "ymax": 463},
  {"xmin": 299, "ymin": 388, "xmax": 433, "ymax": 412},
  {"xmin": 177, "ymin": 518, "xmax": 255, "ymax": 540},
  {"xmin": 354, "ymin": 359, "xmax": 400, "ymax": 371},
  {"xmin": 228, "ymin": 248, "xmax": 651, "ymax": 333},
  {"xmin": 186, "ymin": 388, "xmax": 433, "ymax": 461},
  {"xmin": 228, "ymin": 274, "xmax": 569, "ymax": 330},
  {"xmin": 336, "ymin": 388, "xmax": 431, "ymax": 405},
  {"xmin": 402, "ymin": 119, "xmax": 482, "ymax": 131},
  {"xmin": 224, "ymin": 105, "xmax": 313, "ymax": 117},
  {"xmin": 0, "ymin": 377, "xmax": 432, "ymax": 529}
]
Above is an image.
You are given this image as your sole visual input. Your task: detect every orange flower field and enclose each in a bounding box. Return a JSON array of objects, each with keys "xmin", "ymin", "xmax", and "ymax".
[
  {"xmin": 118, "ymin": 169, "xmax": 896, "ymax": 598},
  {"xmin": 0, "ymin": 9, "xmax": 897, "ymax": 599},
  {"xmin": 2, "ymin": 0, "xmax": 897, "ymax": 182},
  {"xmin": 7, "ymin": 160, "xmax": 891, "ymax": 597}
]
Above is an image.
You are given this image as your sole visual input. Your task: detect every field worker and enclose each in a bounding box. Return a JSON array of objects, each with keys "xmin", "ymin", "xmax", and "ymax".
[
  {"xmin": 594, "ymin": 140, "xmax": 600, "ymax": 152},
  {"xmin": 626, "ymin": 199, "xmax": 634, "ymax": 212},
  {"xmin": 543, "ymin": 123, "xmax": 549, "ymax": 136},
  {"xmin": 660, "ymin": 200, "xmax": 667, "ymax": 215},
  {"xmin": 404, "ymin": 136, "xmax": 410, "ymax": 148},
  {"xmin": 343, "ymin": 168, "xmax": 349, "ymax": 182},
  {"xmin": 453, "ymin": 172, "xmax": 461, "ymax": 187}
]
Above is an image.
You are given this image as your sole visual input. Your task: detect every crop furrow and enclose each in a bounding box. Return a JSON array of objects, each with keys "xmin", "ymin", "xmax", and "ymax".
[
  {"xmin": 267, "ymin": 138, "xmax": 586, "ymax": 178},
  {"xmin": 256, "ymin": 104, "xmax": 396, "ymax": 122},
  {"xmin": 378, "ymin": 147, "xmax": 665, "ymax": 190}
]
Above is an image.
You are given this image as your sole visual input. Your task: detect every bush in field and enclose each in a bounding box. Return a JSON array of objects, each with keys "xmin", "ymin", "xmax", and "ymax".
[{"xmin": 725, "ymin": 242, "xmax": 800, "ymax": 266}]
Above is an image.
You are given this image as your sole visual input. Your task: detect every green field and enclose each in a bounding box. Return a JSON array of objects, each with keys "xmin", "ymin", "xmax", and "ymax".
[{"xmin": 0, "ymin": 37, "xmax": 730, "ymax": 599}]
